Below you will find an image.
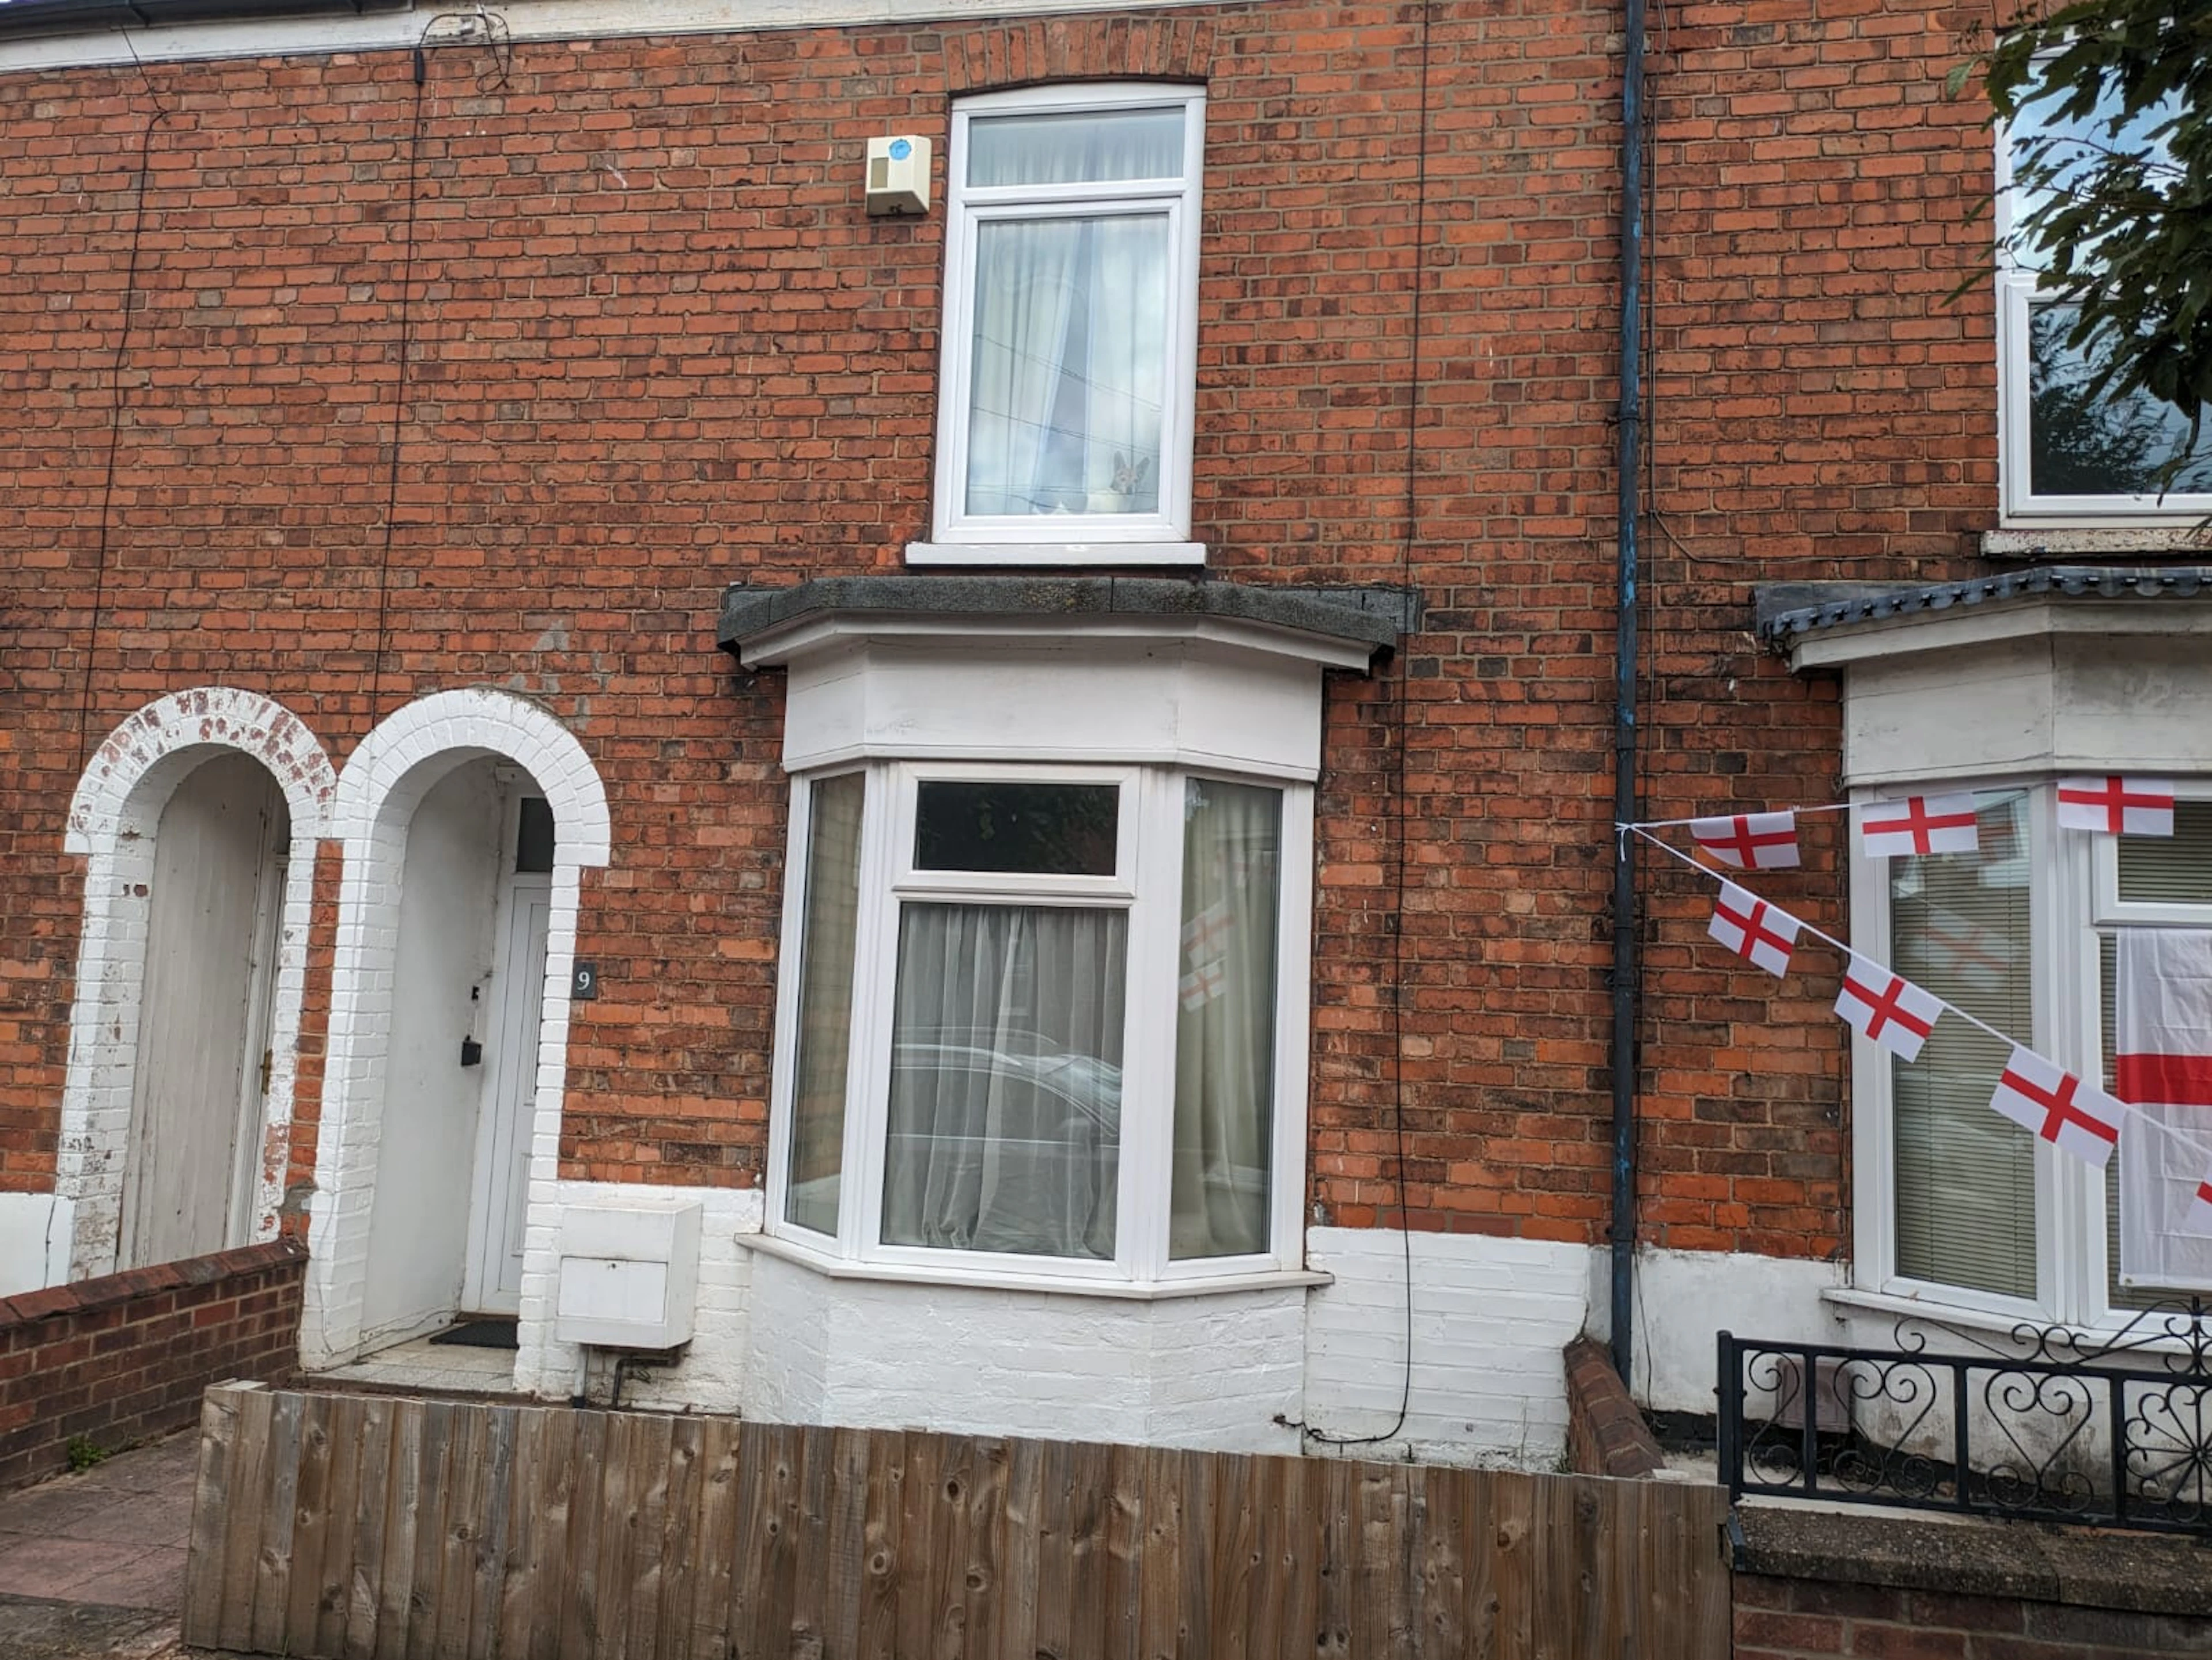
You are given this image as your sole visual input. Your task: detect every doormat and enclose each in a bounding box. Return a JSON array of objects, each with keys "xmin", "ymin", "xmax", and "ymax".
[{"xmin": 427, "ymin": 1318, "xmax": 519, "ymax": 1350}]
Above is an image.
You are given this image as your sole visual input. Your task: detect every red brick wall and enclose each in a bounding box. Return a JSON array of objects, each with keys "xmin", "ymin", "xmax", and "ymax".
[
  {"xmin": 0, "ymin": 2, "xmax": 1999, "ymax": 1259},
  {"xmin": 1736, "ymin": 1575, "xmax": 2212, "ymax": 1659},
  {"xmin": 0, "ymin": 1241, "xmax": 303, "ymax": 1492},
  {"xmin": 1562, "ymin": 1336, "xmax": 1664, "ymax": 1478}
]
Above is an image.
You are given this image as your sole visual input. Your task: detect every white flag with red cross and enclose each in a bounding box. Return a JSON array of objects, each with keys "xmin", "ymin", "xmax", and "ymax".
[
  {"xmin": 1708, "ymin": 881, "xmax": 1800, "ymax": 978},
  {"xmin": 1989, "ymin": 1045, "xmax": 2124, "ymax": 1169},
  {"xmin": 1834, "ymin": 953, "xmax": 1941, "ymax": 1063},
  {"xmin": 1690, "ymin": 811, "xmax": 1801, "ymax": 871},
  {"xmin": 2115, "ymin": 928, "xmax": 2212, "ymax": 1284},
  {"xmin": 1859, "ymin": 794, "xmax": 1980, "ymax": 860},
  {"xmin": 2056, "ymin": 776, "xmax": 2175, "ymax": 837}
]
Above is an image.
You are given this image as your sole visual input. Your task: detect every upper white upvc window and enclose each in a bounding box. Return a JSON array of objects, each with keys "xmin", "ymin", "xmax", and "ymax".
[
  {"xmin": 914, "ymin": 84, "xmax": 1207, "ymax": 566},
  {"xmin": 1997, "ymin": 85, "xmax": 2212, "ymax": 525}
]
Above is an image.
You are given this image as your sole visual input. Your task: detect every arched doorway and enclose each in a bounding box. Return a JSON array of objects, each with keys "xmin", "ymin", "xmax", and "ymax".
[
  {"xmin": 59, "ymin": 689, "xmax": 336, "ymax": 1282},
  {"xmin": 304, "ymin": 688, "xmax": 610, "ymax": 1369}
]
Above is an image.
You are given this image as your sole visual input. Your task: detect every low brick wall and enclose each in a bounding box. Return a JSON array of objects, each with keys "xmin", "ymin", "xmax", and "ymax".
[
  {"xmin": 1734, "ymin": 1506, "xmax": 2212, "ymax": 1658},
  {"xmin": 1736, "ymin": 1574, "xmax": 2212, "ymax": 1658},
  {"xmin": 1563, "ymin": 1335, "xmax": 1664, "ymax": 1479},
  {"xmin": 0, "ymin": 1239, "xmax": 304, "ymax": 1492}
]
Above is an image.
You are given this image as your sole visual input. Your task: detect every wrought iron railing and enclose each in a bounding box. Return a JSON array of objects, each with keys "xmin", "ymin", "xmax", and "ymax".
[{"xmin": 1717, "ymin": 1299, "xmax": 2212, "ymax": 1536}]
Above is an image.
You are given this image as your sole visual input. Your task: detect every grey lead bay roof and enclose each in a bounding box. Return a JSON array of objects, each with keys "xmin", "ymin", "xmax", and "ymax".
[
  {"xmin": 718, "ymin": 575, "xmax": 1415, "ymax": 655},
  {"xmin": 1754, "ymin": 566, "xmax": 2212, "ymax": 649}
]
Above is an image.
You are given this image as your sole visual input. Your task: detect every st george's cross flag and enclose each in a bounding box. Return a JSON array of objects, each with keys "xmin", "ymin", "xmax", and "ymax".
[
  {"xmin": 2115, "ymin": 929, "xmax": 2212, "ymax": 1287},
  {"xmin": 1859, "ymin": 794, "xmax": 1980, "ymax": 859},
  {"xmin": 1690, "ymin": 810, "xmax": 1801, "ymax": 871},
  {"xmin": 2056, "ymin": 776, "xmax": 2175, "ymax": 838},
  {"xmin": 1989, "ymin": 1045, "xmax": 2125, "ymax": 1169},
  {"xmin": 1834, "ymin": 953, "xmax": 1941, "ymax": 1063},
  {"xmin": 1709, "ymin": 881, "xmax": 1800, "ymax": 979}
]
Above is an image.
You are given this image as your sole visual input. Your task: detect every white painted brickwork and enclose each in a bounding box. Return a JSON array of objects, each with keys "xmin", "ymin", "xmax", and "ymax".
[
  {"xmin": 303, "ymin": 688, "xmax": 610, "ymax": 1366},
  {"xmin": 57, "ymin": 688, "xmax": 336, "ymax": 1283},
  {"xmin": 1301, "ymin": 1227, "xmax": 1592, "ymax": 1466},
  {"xmin": 740, "ymin": 1249, "xmax": 1305, "ymax": 1454}
]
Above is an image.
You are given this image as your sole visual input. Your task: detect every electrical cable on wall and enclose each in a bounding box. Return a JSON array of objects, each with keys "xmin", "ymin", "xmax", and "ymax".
[
  {"xmin": 366, "ymin": 10, "xmax": 511, "ymax": 721},
  {"xmin": 73, "ymin": 62, "xmax": 169, "ymax": 771},
  {"xmin": 1301, "ymin": 0, "xmax": 1432, "ymax": 1456}
]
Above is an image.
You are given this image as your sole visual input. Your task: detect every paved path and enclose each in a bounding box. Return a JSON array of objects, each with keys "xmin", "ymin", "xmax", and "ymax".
[{"xmin": 0, "ymin": 1432, "xmax": 215, "ymax": 1658}]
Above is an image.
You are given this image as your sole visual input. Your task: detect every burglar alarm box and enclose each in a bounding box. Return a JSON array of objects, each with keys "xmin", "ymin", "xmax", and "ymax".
[{"xmin": 865, "ymin": 135, "xmax": 931, "ymax": 216}]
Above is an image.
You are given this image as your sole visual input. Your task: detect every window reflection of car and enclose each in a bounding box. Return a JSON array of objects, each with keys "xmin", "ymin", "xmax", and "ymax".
[{"xmin": 890, "ymin": 1031, "xmax": 1122, "ymax": 1136}]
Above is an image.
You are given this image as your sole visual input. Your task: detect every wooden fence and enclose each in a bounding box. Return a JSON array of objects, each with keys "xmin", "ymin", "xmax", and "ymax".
[{"xmin": 183, "ymin": 1382, "xmax": 1730, "ymax": 1658}]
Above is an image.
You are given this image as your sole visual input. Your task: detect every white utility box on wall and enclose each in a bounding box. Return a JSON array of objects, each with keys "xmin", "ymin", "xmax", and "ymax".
[
  {"xmin": 554, "ymin": 1197, "xmax": 702, "ymax": 1350},
  {"xmin": 864, "ymin": 135, "xmax": 931, "ymax": 216}
]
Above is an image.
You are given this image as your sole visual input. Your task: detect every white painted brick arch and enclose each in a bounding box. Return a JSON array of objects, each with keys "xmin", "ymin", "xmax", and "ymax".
[
  {"xmin": 303, "ymin": 688, "xmax": 611, "ymax": 1368},
  {"xmin": 58, "ymin": 688, "xmax": 337, "ymax": 1280}
]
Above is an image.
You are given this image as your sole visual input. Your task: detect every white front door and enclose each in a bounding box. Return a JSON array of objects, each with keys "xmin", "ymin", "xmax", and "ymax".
[{"xmin": 463, "ymin": 872, "xmax": 550, "ymax": 1314}]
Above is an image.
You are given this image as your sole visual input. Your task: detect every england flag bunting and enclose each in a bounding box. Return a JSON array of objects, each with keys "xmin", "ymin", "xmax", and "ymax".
[
  {"xmin": 1859, "ymin": 794, "xmax": 1980, "ymax": 859},
  {"xmin": 2056, "ymin": 776, "xmax": 2175, "ymax": 837},
  {"xmin": 1709, "ymin": 881, "xmax": 1800, "ymax": 979},
  {"xmin": 1834, "ymin": 953, "xmax": 1941, "ymax": 1063},
  {"xmin": 1690, "ymin": 810, "xmax": 1801, "ymax": 870},
  {"xmin": 1690, "ymin": 813, "xmax": 1796, "ymax": 875},
  {"xmin": 1989, "ymin": 1045, "xmax": 2125, "ymax": 1169}
]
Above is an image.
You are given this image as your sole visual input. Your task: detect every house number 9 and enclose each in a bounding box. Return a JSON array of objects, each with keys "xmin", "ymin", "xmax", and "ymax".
[{"xmin": 571, "ymin": 962, "xmax": 600, "ymax": 1000}]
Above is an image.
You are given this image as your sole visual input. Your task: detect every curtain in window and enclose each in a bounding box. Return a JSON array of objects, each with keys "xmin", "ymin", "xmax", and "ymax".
[
  {"xmin": 1889, "ymin": 793, "xmax": 2038, "ymax": 1297},
  {"xmin": 963, "ymin": 109, "xmax": 1177, "ymax": 520},
  {"xmin": 785, "ymin": 774, "xmax": 864, "ymax": 1235},
  {"xmin": 882, "ymin": 903, "xmax": 1126, "ymax": 1259},
  {"xmin": 1171, "ymin": 781, "xmax": 1282, "ymax": 1259}
]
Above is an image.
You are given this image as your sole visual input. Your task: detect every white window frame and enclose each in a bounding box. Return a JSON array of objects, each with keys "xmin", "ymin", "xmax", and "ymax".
[
  {"xmin": 912, "ymin": 82, "xmax": 1207, "ymax": 567},
  {"xmin": 1851, "ymin": 776, "xmax": 2212, "ymax": 1332},
  {"xmin": 1994, "ymin": 103, "xmax": 2212, "ymax": 528},
  {"xmin": 765, "ymin": 756, "xmax": 1314, "ymax": 1293}
]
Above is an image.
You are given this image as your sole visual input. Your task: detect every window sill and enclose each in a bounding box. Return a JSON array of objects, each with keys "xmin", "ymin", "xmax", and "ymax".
[
  {"xmin": 1982, "ymin": 524, "xmax": 2212, "ymax": 561},
  {"xmin": 904, "ymin": 540, "xmax": 1207, "ymax": 569},
  {"xmin": 740, "ymin": 1226, "xmax": 1331, "ymax": 1301},
  {"xmin": 1820, "ymin": 1284, "xmax": 2047, "ymax": 1340}
]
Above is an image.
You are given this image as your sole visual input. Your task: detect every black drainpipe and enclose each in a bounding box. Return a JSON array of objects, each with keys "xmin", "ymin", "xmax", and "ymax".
[{"xmin": 1609, "ymin": 0, "xmax": 1649, "ymax": 1390}]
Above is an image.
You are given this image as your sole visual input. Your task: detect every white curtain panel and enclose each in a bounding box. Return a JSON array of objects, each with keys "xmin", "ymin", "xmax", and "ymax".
[
  {"xmin": 1171, "ymin": 780, "xmax": 1282, "ymax": 1260},
  {"xmin": 963, "ymin": 107, "xmax": 1180, "ymax": 518},
  {"xmin": 882, "ymin": 903, "xmax": 1127, "ymax": 1259}
]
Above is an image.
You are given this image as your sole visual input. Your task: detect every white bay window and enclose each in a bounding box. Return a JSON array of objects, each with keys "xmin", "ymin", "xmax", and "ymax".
[
  {"xmin": 722, "ymin": 577, "xmax": 1399, "ymax": 1294},
  {"xmin": 1790, "ymin": 586, "xmax": 2212, "ymax": 1331}
]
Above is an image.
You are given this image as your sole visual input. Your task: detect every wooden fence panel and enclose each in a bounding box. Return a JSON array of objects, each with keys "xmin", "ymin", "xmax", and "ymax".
[{"xmin": 184, "ymin": 1384, "xmax": 1731, "ymax": 1659}]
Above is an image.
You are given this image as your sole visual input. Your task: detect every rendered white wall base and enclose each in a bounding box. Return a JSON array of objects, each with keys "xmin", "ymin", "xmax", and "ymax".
[
  {"xmin": 740, "ymin": 1248, "xmax": 1305, "ymax": 1453},
  {"xmin": 1302, "ymin": 1228, "xmax": 1592, "ymax": 1465},
  {"xmin": 1599, "ymin": 1247, "xmax": 1848, "ymax": 1417},
  {"xmin": 0, "ymin": 1193, "xmax": 73, "ymax": 1297},
  {"xmin": 514, "ymin": 1182, "xmax": 762, "ymax": 1412}
]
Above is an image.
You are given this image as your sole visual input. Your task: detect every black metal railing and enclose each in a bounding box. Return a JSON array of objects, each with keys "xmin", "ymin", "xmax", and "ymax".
[{"xmin": 1717, "ymin": 1299, "xmax": 2212, "ymax": 1536}]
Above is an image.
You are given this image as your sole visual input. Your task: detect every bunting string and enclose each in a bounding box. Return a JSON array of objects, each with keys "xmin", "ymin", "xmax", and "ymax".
[{"xmin": 1620, "ymin": 821, "xmax": 2212, "ymax": 1178}]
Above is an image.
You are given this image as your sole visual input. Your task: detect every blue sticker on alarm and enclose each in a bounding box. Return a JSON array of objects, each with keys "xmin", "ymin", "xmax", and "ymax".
[{"xmin": 889, "ymin": 138, "xmax": 912, "ymax": 162}]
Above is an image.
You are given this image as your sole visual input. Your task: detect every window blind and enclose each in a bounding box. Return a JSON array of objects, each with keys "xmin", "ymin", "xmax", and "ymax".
[{"xmin": 1890, "ymin": 793, "xmax": 2037, "ymax": 1298}]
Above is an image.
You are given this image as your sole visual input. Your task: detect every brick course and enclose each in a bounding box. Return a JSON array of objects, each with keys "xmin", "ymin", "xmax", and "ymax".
[
  {"xmin": 0, "ymin": 1, "xmax": 1999, "ymax": 1264},
  {"xmin": 1735, "ymin": 1574, "xmax": 2212, "ymax": 1660},
  {"xmin": 0, "ymin": 1239, "xmax": 303, "ymax": 1492}
]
